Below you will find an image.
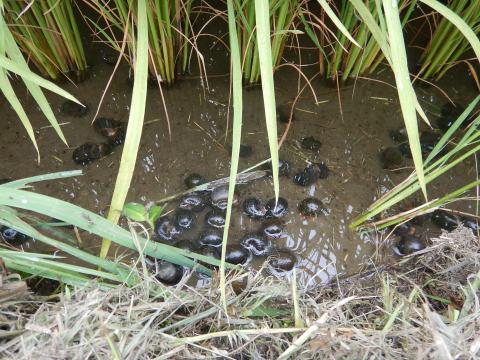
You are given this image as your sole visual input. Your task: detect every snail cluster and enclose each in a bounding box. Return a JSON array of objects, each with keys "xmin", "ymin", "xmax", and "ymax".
[{"xmin": 61, "ymin": 100, "xmax": 127, "ymax": 166}]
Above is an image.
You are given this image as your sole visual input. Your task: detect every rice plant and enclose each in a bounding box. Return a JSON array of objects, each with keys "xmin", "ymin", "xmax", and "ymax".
[
  {"xmin": 231, "ymin": 0, "xmax": 302, "ymax": 84},
  {"xmin": 351, "ymin": 96, "xmax": 480, "ymax": 230},
  {"xmin": 417, "ymin": 0, "xmax": 480, "ymax": 81},
  {"xmin": 84, "ymin": 0, "xmax": 193, "ymax": 86},
  {"xmin": 313, "ymin": 0, "xmax": 416, "ymax": 85},
  {"xmin": 0, "ymin": 171, "xmax": 228, "ymax": 288},
  {"xmin": 4, "ymin": 0, "xmax": 87, "ymax": 81}
]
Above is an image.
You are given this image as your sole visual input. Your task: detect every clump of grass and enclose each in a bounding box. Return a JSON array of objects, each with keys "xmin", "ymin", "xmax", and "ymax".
[
  {"xmin": 314, "ymin": 0, "xmax": 415, "ymax": 85},
  {"xmin": 4, "ymin": 0, "xmax": 87, "ymax": 81},
  {"xmin": 84, "ymin": 0, "xmax": 193, "ymax": 86},
  {"xmin": 418, "ymin": 0, "xmax": 480, "ymax": 81},
  {"xmin": 1, "ymin": 228, "xmax": 479, "ymax": 358},
  {"xmin": 231, "ymin": 0, "xmax": 302, "ymax": 84}
]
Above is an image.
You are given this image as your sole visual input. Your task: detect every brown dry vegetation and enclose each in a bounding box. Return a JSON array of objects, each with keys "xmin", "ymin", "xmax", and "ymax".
[{"xmin": 1, "ymin": 227, "xmax": 479, "ymax": 359}]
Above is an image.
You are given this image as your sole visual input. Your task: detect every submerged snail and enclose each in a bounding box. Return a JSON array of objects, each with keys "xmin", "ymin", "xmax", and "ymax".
[
  {"xmin": 60, "ymin": 99, "xmax": 88, "ymax": 117},
  {"xmin": 268, "ymin": 250, "xmax": 296, "ymax": 272},
  {"xmin": 438, "ymin": 102, "xmax": 468, "ymax": 132},
  {"xmin": 225, "ymin": 244, "xmax": 252, "ymax": 266},
  {"xmin": 211, "ymin": 186, "xmax": 238, "ymax": 211},
  {"xmin": 179, "ymin": 193, "xmax": 207, "ymax": 212},
  {"xmin": 198, "ymin": 229, "xmax": 223, "ymax": 247},
  {"xmin": 276, "ymin": 103, "xmax": 296, "ymax": 123},
  {"xmin": 261, "ymin": 220, "xmax": 284, "ymax": 239},
  {"xmin": 265, "ymin": 197, "xmax": 289, "ymax": 218},
  {"xmin": 240, "ymin": 233, "xmax": 272, "ymax": 256},
  {"xmin": 263, "ymin": 158, "xmax": 291, "ymax": 177},
  {"xmin": 205, "ymin": 209, "xmax": 226, "ymax": 228},
  {"xmin": 173, "ymin": 209, "xmax": 196, "ymax": 231},
  {"xmin": 298, "ymin": 197, "xmax": 325, "ymax": 217},
  {"xmin": 93, "ymin": 117, "xmax": 126, "ymax": 146},
  {"xmin": 380, "ymin": 147, "xmax": 403, "ymax": 170},
  {"xmin": 1, "ymin": 226, "xmax": 30, "ymax": 246},
  {"xmin": 301, "ymin": 136, "xmax": 322, "ymax": 151},
  {"xmin": 394, "ymin": 235, "xmax": 425, "ymax": 256},
  {"xmin": 184, "ymin": 173, "xmax": 206, "ymax": 189},
  {"xmin": 174, "ymin": 239, "xmax": 197, "ymax": 252},
  {"xmin": 147, "ymin": 257, "xmax": 184, "ymax": 286},
  {"xmin": 431, "ymin": 210, "xmax": 459, "ymax": 231},
  {"xmin": 72, "ymin": 142, "xmax": 112, "ymax": 166},
  {"xmin": 154, "ymin": 216, "xmax": 181, "ymax": 242},
  {"xmin": 243, "ymin": 198, "xmax": 266, "ymax": 219},
  {"xmin": 292, "ymin": 162, "xmax": 329, "ymax": 183}
]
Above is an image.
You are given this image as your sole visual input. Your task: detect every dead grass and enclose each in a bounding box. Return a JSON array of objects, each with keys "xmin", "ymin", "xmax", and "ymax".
[{"xmin": 1, "ymin": 227, "xmax": 479, "ymax": 359}]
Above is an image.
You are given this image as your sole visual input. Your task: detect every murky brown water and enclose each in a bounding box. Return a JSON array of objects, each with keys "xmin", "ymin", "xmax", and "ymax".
[{"xmin": 1, "ymin": 18, "xmax": 479, "ymax": 289}]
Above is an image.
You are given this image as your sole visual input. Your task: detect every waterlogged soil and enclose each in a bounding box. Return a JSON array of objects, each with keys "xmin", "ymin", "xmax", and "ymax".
[{"xmin": 1, "ymin": 38, "xmax": 478, "ymax": 288}]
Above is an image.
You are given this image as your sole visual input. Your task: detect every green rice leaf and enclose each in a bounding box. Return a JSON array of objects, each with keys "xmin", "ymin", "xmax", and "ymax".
[
  {"xmin": 101, "ymin": 0, "xmax": 149, "ymax": 259},
  {"xmin": 382, "ymin": 0, "xmax": 427, "ymax": 199},
  {"xmin": 123, "ymin": 203, "xmax": 147, "ymax": 222},
  {"xmin": 420, "ymin": 0, "xmax": 480, "ymax": 63},
  {"xmin": 255, "ymin": 0, "xmax": 279, "ymax": 201},
  {"xmin": 317, "ymin": 0, "xmax": 360, "ymax": 48},
  {"xmin": 220, "ymin": 0, "xmax": 244, "ymax": 310}
]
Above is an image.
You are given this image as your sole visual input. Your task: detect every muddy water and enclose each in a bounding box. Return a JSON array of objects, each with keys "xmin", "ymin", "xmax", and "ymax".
[{"xmin": 1, "ymin": 33, "xmax": 478, "ymax": 288}]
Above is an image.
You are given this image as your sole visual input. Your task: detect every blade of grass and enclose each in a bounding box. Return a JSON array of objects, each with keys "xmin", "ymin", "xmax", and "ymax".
[
  {"xmin": 100, "ymin": 0, "xmax": 149, "ymax": 259},
  {"xmin": 220, "ymin": 0, "xmax": 244, "ymax": 311},
  {"xmin": 382, "ymin": 0, "xmax": 427, "ymax": 200},
  {"xmin": 255, "ymin": 0, "xmax": 279, "ymax": 202}
]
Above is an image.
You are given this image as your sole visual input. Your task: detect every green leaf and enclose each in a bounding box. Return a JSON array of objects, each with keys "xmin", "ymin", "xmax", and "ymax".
[
  {"xmin": 147, "ymin": 205, "xmax": 163, "ymax": 224},
  {"xmin": 316, "ymin": 0, "xmax": 360, "ymax": 48},
  {"xmin": 382, "ymin": 0, "xmax": 427, "ymax": 200},
  {"xmin": 101, "ymin": 0, "xmax": 149, "ymax": 259},
  {"xmin": 123, "ymin": 202, "xmax": 147, "ymax": 222}
]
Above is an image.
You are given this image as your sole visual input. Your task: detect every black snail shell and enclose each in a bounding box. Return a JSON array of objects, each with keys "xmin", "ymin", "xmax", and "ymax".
[
  {"xmin": 93, "ymin": 117, "xmax": 126, "ymax": 147},
  {"xmin": 173, "ymin": 209, "xmax": 196, "ymax": 231},
  {"xmin": 72, "ymin": 142, "xmax": 112, "ymax": 166},
  {"xmin": 150, "ymin": 258, "xmax": 184, "ymax": 286},
  {"xmin": 461, "ymin": 217, "xmax": 480, "ymax": 232},
  {"xmin": 184, "ymin": 173, "xmax": 206, "ymax": 189},
  {"xmin": 261, "ymin": 220, "xmax": 284, "ymax": 239},
  {"xmin": 243, "ymin": 198, "xmax": 266, "ymax": 219},
  {"xmin": 293, "ymin": 164, "xmax": 319, "ymax": 186},
  {"xmin": 265, "ymin": 197, "xmax": 289, "ymax": 218},
  {"xmin": 155, "ymin": 216, "xmax": 181, "ymax": 242},
  {"xmin": 380, "ymin": 147, "xmax": 403, "ymax": 170},
  {"xmin": 276, "ymin": 103, "xmax": 296, "ymax": 123},
  {"xmin": 1, "ymin": 226, "xmax": 30, "ymax": 245},
  {"xmin": 231, "ymin": 144, "xmax": 253, "ymax": 158},
  {"xmin": 263, "ymin": 159, "xmax": 291, "ymax": 177},
  {"xmin": 225, "ymin": 245, "xmax": 252, "ymax": 266},
  {"xmin": 438, "ymin": 102, "xmax": 467, "ymax": 132},
  {"xmin": 299, "ymin": 197, "xmax": 325, "ymax": 217},
  {"xmin": 198, "ymin": 229, "xmax": 223, "ymax": 247},
  {"xmin": 240, "ymin": 233, "xmax": 272, "ymax": 256},
  {"xmin": 394, "ymin": 235, "xmax": 425, "ymax": 256},
  {"xmin": 301, "ymin": 136, "xmax": 322, "ymax": 151},
  {"xmin": 179, "ymin": 193, "xmax": 207, "ymax": 212},
  {"xmin": 205, "ymin": 209, "xmax": 226, "ymax": 229},
  {"xmin": 389, "ymin": 128, "xmax": 408, "ymax": 143},
  {"xmin": 27, "ymin": 277, "xmax": 60, "ymax": 296},
  {"xmin": 199, "ymin": 246, "xmax": 221, "ymax": 266},
  {"xmin": 431, "ymin": 210, "xmax": 459, "ymax": 231},
  {"xmin": 316, "ymin": 162, "xmax": 330, "ymax": 179},
  {"xmin": 211, "ymin": 186, "xmax": 238, "ymax": 211},
  {"xmin": 60, "ymin": 100, "xmax": 88, "ymax": 117},
  {"xmin": 174, "ymin": 239, "xmax": 197, "ymax": 252},
  {"xmin": 268, "ymin": 250, "xmax": 296, "ymax": 272}
]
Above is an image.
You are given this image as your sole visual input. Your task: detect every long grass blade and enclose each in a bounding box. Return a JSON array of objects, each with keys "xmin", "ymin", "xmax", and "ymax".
[
  {"xmin": 101, "ymin": 0, "xmax": 149, "ymax": 259},
  {"xmin": 220, "ymin": 0, "xmax": 244, "ymax": 311},
  {"xmin": 316, "ymin": 0, "xmax": 360, "ymax": 48},
  {"xmin": 382, "ymin": 0, "xmax": 427, "ymax": 200},
  {"xmin": 255, "ymin": 0, "xmax": 279, "ymax": 202}
]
